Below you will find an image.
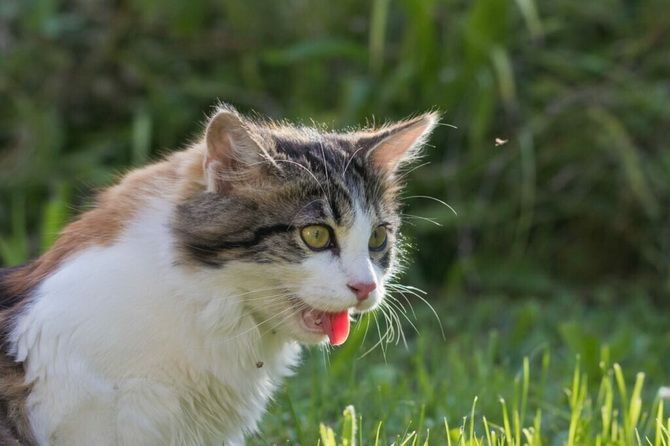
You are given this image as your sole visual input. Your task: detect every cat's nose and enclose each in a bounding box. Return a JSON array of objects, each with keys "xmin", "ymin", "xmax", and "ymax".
[{"xmin": 347, "ymin": 282, "xmax": 376, "ymax": 301}]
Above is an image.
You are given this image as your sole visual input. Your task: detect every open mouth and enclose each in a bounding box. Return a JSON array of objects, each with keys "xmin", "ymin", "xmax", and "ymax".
[{"xmin": 299, "ymin": 307, "xmax": 351, "ymax": 346}]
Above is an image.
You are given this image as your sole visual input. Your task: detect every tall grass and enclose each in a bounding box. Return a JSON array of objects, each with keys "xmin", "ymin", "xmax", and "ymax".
[
  {"xmin": 317, "ymin": 360, "xmax": 669, "ymax": 446},
  {"xmin": 2, "ymin": 0, "xmax": 668, "ymax": 299}
]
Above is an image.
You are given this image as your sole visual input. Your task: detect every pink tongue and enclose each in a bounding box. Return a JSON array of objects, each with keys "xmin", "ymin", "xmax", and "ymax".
[{"xmin": 322, "ymin": 311, "xmax": 350, "ymax": 346}]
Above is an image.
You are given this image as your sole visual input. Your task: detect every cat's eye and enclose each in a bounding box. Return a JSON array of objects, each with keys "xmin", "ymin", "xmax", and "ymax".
[
  {"xmin": 368, "ymin": 226, "xmax": 388, "ymax": 251},
  {"xmin": 300, "ymin": 225, "xmax": 332, "ymax": 250}
]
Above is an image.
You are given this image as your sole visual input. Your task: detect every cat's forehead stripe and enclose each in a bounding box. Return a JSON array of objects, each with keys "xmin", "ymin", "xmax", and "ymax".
[{"xmin": 276, "ymin": 138, "xmax": 384, "ymax": 214}]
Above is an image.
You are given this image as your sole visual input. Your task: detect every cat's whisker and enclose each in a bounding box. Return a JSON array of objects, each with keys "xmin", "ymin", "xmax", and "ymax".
[
  {"xmin": 379, "ymin": 302, "xmax": 401, "ymax": 349},
  {"xmin": 319, "ymin": 342, "xmax": 332, "ymax": 366},
  {"xmin": 386, "ymin": 304, "xmax": 414, "ymax": 348},
  {"xmin": 383, "ymin": 300, "xmax": 406, "ymax": 347},
  {"xmin": 358, "ymin": 313, "xmax": 390, "ymax": 360},
  {"xmin": 394, "ymin": 161, "xmax": 431, "ymax": 181},
  {"xmin": 206, "ymin": 287, "xmax": 302, "ymax": 304},
  {"xmin": 377, "ymin": 303, "xmax": 395, "ymax": 345},
  {"xmin": 395, "ymin": 284, "xmax": 428, "ymax": 295},
  {"xmin": 401, "ymin": 194, "xmax": 458, "ymax": 216},
  {"xmin": 375, "ymin": 311, "xmax": 390, "ymax": 360},
  {"xmin": 358, "ymin": 289, "xmax": 421, "ymax": 357},
  {"xmin": 218, "ymin": 286, "xmax": 300, "ymax": 301},
  {"xmin": 386, "ymin": 286, "xmax": 418, "ymax": 321},
  {"xmin": 378, "ymin": 302, "xmax": 397, "ymax": 346},
  {"xmin": 401, "ymin": 214, "xmax": 442, "ymax": 227},
  {"xmin": 393, "ymin": 310, "xmax": 408, "ymax": 348},
  {"xmin": 255, "ymin": 305, "xmax": 305, "ymax": 331},
  {"xmin": 219, "ymin": 305, "xmax": 300, "ymax": 343},
  {"xmin": 236, "ymin": 291, "xmax": 299, "ymax": 303},
  {"xmin": 262, "ymin": 305, "xmax": 308, "ymax": 336},
  {"xmin": 385, "ymin": 296, "xmax": 419, "ymax": 337},
  {"xmin": 229, "ymin": 285, "xmax": 297, "ymax": 296},
  {"xmin": 387, "ymin": 284, "xmax": 445, "ymax": 340},
  {"xmin": 359, "ymin": 313, "xmax": 372, "ymax": 347}
]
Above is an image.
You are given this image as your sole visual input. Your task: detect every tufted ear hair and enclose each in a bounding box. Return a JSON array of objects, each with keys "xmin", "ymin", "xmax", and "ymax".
[
  {"xmin": 203, "ymin": 105, "xmax": 271, "ymax": 192},
  {"xmin": 356, "ymin": 112, "xmax": 440, "ymax": 173}
]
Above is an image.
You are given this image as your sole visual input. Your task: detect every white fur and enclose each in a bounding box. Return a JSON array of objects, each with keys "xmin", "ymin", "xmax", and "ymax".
[
  {"xmin": 11, "ymin": 200, "xmax": 300, "ymax": 445},
  {"xmin": 298, "ymin": 206, "xmax": 383, "ymax": 313},
  {"xmin": 10, "ymin": 199, "xmax": 384, "ymax": 445}
]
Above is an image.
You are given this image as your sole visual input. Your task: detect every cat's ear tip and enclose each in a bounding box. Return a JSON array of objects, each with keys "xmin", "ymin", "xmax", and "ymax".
[
  {"xmin": 207, "ymin": 109, "xmax": 241, "ymax": 128},
  {"xmin": 205, "ymin": 105, "xmax": 251, "ymax": 145},
  {"xmin": 211, "ymin": 101, "xmax": 240, "ymax": 115},
  {"xmin": 204, "ymin": 103, "xmax": 247, "ymax": 133},
  {"xmin": 412, "ymin": 110, "xmax": 442, "ymax": 130},
  {"xmin": 207, "ymin": 104, "xmax": 242, "ymax": 125},
  {"xmin": 380, "ymin": 110, "xmax": 441, "ymax": 141}
]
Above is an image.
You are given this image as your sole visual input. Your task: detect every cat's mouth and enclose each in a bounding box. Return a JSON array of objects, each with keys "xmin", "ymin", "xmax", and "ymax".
[{"xmin": 297, "ymin": 306, "xmax": 351, "ymax": 346}]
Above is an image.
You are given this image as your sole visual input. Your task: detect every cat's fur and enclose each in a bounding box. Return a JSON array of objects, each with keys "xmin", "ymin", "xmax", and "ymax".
[{"xmin": 0, "ymin": 105, "xmax": 438, "ymax": 445}]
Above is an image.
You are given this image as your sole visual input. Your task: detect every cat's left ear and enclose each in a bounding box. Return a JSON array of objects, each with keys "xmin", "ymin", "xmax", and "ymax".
[
  {"xmin": 357, "ymin": 112, "xmax": 440, "ymax": 173},
  {"xmin": 204, "ymin": 106, "xmax": 271, "ymax": 192}
]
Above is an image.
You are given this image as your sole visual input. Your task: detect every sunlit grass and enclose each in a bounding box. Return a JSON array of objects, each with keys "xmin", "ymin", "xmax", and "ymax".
[
  {"xmin": 255, "ymin": 295, "xmax": 670, "ymax": 445},
  {"xmin": 313, "ymin": 360, "xmax": 669, "ymax": 446}
]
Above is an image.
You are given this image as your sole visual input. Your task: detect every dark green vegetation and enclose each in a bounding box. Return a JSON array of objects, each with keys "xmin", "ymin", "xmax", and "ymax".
[
  {"xmin": 261, "ymin": 296, "xmax": 670, "ymax": 444},
  {"xmin": 1, "ymin": 0, "xmax": 669, "ymax": 444}
]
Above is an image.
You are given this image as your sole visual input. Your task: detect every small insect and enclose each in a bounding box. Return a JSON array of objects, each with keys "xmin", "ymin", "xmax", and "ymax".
[
  {"xmin": 256, "ymin": 361, "xmax": 264, "ymax": 368},
  {"xmin": 495, "ymin": 137, "xmax": 508, "ymax": 147}
]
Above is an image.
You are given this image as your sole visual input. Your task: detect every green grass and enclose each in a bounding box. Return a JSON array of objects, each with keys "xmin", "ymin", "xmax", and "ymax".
[{"xmin": 254, "ymin": 295, "xmax": 670, "ymax": 445}]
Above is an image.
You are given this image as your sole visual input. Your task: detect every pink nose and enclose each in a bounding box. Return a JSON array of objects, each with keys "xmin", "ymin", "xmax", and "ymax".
[{"xmin": 347, "ymin": 282, "xmax": 376, "ymax": 301}]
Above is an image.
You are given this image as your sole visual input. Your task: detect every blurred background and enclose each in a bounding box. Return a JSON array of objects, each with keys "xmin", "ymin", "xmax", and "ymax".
[{"xmin": 1, "ymin": 0, "xmax": 669, "ymax": 443}]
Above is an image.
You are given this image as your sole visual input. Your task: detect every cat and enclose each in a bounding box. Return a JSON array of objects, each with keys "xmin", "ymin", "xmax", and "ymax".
[{"xmin": 0, "ymin": 104, "xmax": 438, "ymax": 445}]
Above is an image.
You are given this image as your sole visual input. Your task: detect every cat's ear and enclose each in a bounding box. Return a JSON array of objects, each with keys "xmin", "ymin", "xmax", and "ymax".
[
  {"xmin": 204, "ymin": 107, "xmax": 269, "ymax": 192},
  {"xmin": 357, "ymin": 112, "xmax": 440, "ymax": 173}
]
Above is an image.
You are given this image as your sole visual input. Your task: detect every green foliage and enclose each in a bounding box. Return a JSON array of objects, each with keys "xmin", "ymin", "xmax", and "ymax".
[
  {"xmin": 1, "ymin": 0, "xmax": 668, "ymax": 297},
  {"xmin": 257, "ymin": 295, "xmax": 670, "ymax": 445}
]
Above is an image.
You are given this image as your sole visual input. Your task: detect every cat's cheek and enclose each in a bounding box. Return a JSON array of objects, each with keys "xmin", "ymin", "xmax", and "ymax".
[{"xmin": 294, "ymin": 256, "xmax": 358, "ymax": 311}]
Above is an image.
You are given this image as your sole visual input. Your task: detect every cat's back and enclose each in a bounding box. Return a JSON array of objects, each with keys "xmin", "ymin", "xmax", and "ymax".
[
  {"xmin": 0, "ymin": 266, "xmax": 36, "ymax": 445},
  {"xmin": 0, "ymin": 266, "xmax": 30, "ymax": 310}
]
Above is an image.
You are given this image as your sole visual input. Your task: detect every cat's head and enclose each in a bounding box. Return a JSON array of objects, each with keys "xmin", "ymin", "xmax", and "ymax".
[{"xmin": 174, "ymin": 104, "xmax": 438, "ymax": 346}]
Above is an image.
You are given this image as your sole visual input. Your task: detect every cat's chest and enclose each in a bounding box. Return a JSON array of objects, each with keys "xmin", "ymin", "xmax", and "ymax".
[{"xmin": 115, "ymin": 338, "xmax": 301, "ymax": 445}]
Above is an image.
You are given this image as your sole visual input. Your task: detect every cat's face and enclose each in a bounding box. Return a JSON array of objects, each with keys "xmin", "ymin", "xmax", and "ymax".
[{"xmin": 173, "ymin": 106, "xmax": 437, "ymax": 346}]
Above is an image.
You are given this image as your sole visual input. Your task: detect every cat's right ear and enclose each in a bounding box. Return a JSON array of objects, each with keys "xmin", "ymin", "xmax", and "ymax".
[
  {"xmin": 355, "ymin": 112, "xmax": 440, "ymax": 175},
  {"xmin": 204, "ymin": 108, "xmax": 269, "ymax": 192}
]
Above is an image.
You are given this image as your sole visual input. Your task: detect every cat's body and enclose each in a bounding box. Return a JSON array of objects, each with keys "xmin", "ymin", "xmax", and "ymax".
[{"xmin": 0, "ymin": 105, "xmax": 437, "ymax": 445}]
